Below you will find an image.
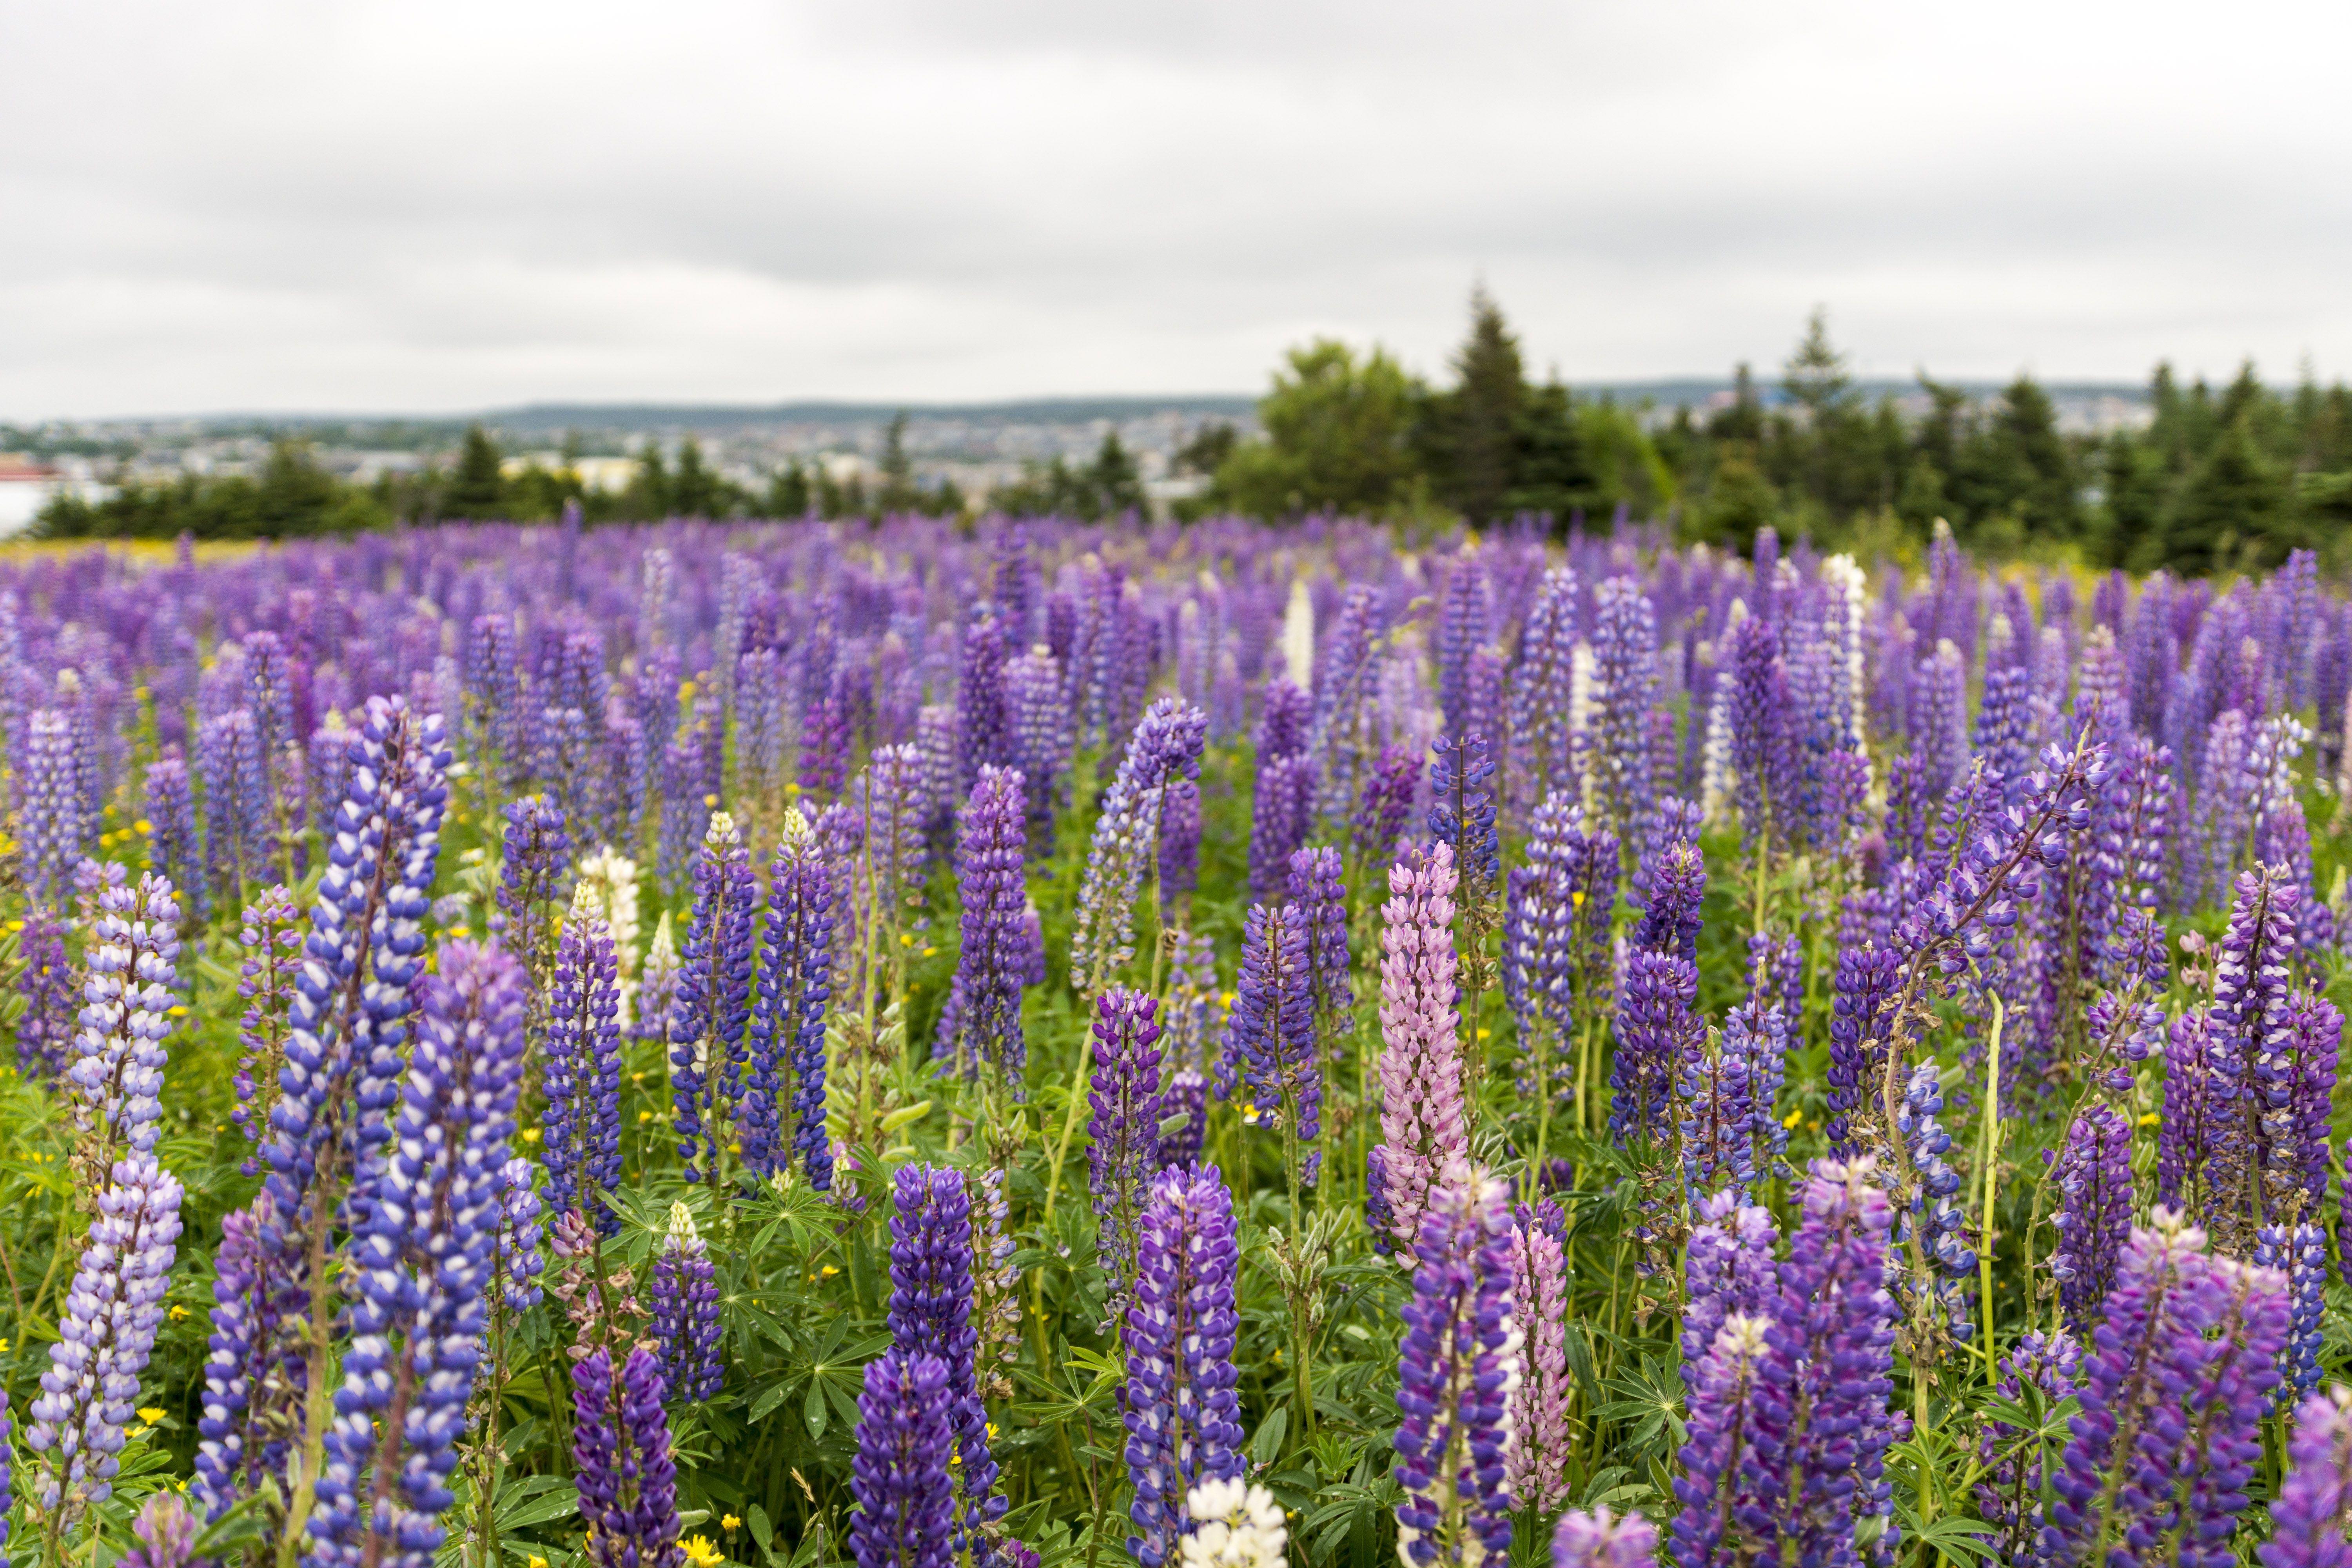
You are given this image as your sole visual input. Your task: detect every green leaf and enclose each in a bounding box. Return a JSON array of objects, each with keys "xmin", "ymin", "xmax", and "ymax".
[
  {"xmin": 1251, "ymin": 1405, "xmax": 1289, "ymax": 1468},
  {"xmin": 1155, "ymin": 1111, "xmax": 1195, "ymax": 1138},
  {"xmin": 748, "ymin": 1378, "xmax": 795, "ymax": 1425},
  {"xmin": 189, "ymin": 1493, "xmax": 272, "ymax": 1555},
  {"xmin": 804, "ymin": 1379, "xmax": 828, "ymax": 1441},
  {"xmin": 748, "ymin": 1504, "xmax": 777, "ymax": 1563}
]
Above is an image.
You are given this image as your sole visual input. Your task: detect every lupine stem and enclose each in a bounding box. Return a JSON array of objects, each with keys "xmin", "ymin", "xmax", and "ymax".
[{"xmin": 1978, "ymin": 996, "xmax": 2004, "ymax": 1382}]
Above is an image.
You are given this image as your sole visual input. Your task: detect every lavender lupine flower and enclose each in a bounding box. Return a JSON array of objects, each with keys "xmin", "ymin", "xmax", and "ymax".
[
  {"xmin": 1160, "ymin": 778, "xmax": 1203, "ymax": 908},
  {"xmin": 1894, "ymin": 1063, "xmax": 1973, "ymax": 1340},
  {"xmin": 230, "ymin": 886, "xmax": 303, "ymax": 1163},
  {"xmin": 1376, "ymin": 844, "xmax": 1466, "ymax": 1252},
  {"xmin": 651, "ymin": 1203, "xmax": 725, "ymax": 1403},
  {"xmin": 1156, "ymin": 1073, "xmax": 1208, "ymax": 1169},
  {"xmin": 1630, "ymin": 836, "xmax": 1705, "ymax": 964},
  {"xmin": 2259, "ymin": 1222, "xmax": 2328, "ymax": 1403},
  {"xmin": 495, "ymin": 1158, "xmax": 546, "ymax": 1313},
  {"xmin": 1679, "ymin": 1191, "xmax": 1779, "ymax": 1370},
  {"xmin": 142, "ymin": 754, "xmax": 206, "ymax": 925},
  {"xmin": 260, "ymin": 696, "xmax": 451, "ymax": 1266},
  {"xmin": 635, "ymin": 913, "xmax": 679, "ymax": 1047},
  {"xmin": 1124, "ymin": 1163, "xmax": 1247, "ymax": 1568},
  {"xmin": 66, "ymin": 873, "xmax": 181, "ymax": 1196},
  {"xmin": 1005, "ymin": 646, "xmax": 1072, "ymax": 840},
  {"xmin": 1428, "ymin": 733, "xmax": 1500, "ymax": 895},
  {"xmin": 655, "ymin": 722, "xmax": 712, "ymax": 897},
  {"xmin": 1679, "ymin": 1005, "xmax": 1786, "ymax": 1198},
  {"xmin": 1910, "ymin": 639, "xmax": 1969, "ymax": 797},
  {"xmin": 1507, "ymin": 1205, "xmax": 1572, "ymax": 1515},
  {"xmin": 1724, "ymin": 617, "xmax": 1795, "ymax": 853},
  {"xmin": 309, "ymin": 939, "xmax": 526, "ymax": 1568},
  {"xmin": 969, "ymin": 1167, "xmax": 1023, "ymax": 1402},
  {"xmin": 2158, "ymin": 1010, "xmax": 2223, "ymax": 1215},
  {"xmin": 1749, "ymin": 1160, "xmax": 1903, "ymax": 1568},
  {"xmin": 1227, "ymin": 902, "xmax": 1321, "ymax": 1174},
  {"xmin": 800, "ymin": 669, "xmax": 851, "ymax": 803},
  {"xmin": 194, "ymin": 1197, "xmax": 299, "ymax": 1520},
  {"xmin": 199, "ymin": 708, "xmax": 270, "ymax": 895},
  {"xmin": 1089, "ymin": 988, "xmax": 1165, "ymax": 1325},
  {"xmin": 849, "ymin": 1352, "xmax": 958, "ymax": 1568},
  {"xmin": 1612, "ymin": 949, "xmax": 1697, "ymax": 1146},
  {"xmin": 2205, "ymin": 866, "xmax": 2301, "ymax": 1250},
  {"xmin": 755, "ymin": 812, "xmax": 838, "ymax": 1189},
  {"xmin": 1511, "ymin": 568, "xmax": 1580, "ymax": 802},
  {"xmin": 22, "ymin": 708, "xmax": 82, "ymax": 900},
  {"xmin": 26, "ymin": 1152, "xmax": 184, "ymax": 1517},
  {"xmin": 546, "ymin": 882, "xmax": 624, "ymax": 1232},
  {"xmin": 1552, "ymin": 1509, "xmax": 1657, "ymax": 1568},
  {"xmin": 887, "ymin": 1165, "xmax": 1003, "ymax": 1546},
  {"xmin": 120, "ymin": 1491, "xmax": 203, "ymax": 1568},
  {"xmin": 14, "ymin": 905, "xmax": 73, "ymax": 1080},
  {"xmin": 1587, "ymin": 576, "xmax": 1659, "ymax": 838},
  {"xmin": 571, "ymin": 1346, "xmax": 686, "ymax": 1568},
  {"xmin": 1392, "ymin": 1169, "xmax": 1517, "ymax": 1567},
  {"xmin": 2046, "ymin": 1212, "xmax": 2288, "ymax": 1568},
  {"xmin": 1973, "ymin": 1331, "xmax": 2083, "ymax": 1568},
  {"xmin": 1351, "ymin": 744, "xmax": 1421, "ymax": 875},
  {"xmin": 937, "ymin": 765, "xmax": 1030, "ymax": 1091},
  {"xmin": 956, "ymin": 613, "xmax": 1013, "ymax": 797},
  {"xmin": 1073, "ymin": 699, "xmax": 1207, "ymax": 994},
  {"xmin": 2264, "ymin": 1386, "xmax": 2352, "ymax": 1568},
  {"xmin": 1248, "ymin": 752, "xmax": 1315, "ymax": 904},
  {"xmin": 2050, "ymin": 1104, "xmax": 2134, "ymax": 1332},
  {"xmin": 497, "ymin": 793, "xmax": 571, "ymax": 991},
  {"xmin": 1438, "ymin": 551, "xmax": 1493, "ymax": 738},
  {"xmin": 670, "ymin": 813, "xmax": 759, "ymax": 1186},
  {"xmin": 1288, "ymin": 845, "xmax": 1352, "ymax": 1028},
  {"xmin": 1824, "ymin": 944, "xmax": 1898, "ymax": 1158}
]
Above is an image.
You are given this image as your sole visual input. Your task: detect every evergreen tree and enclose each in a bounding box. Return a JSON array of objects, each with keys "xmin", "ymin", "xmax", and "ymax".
[
  {"xmin": 1085, "ymin": 431, "xmax": 1145, "ymax": 518},
  {"xmin": 2156, "ymin": 413, "xmax": 2294, "ymax": 572},
  {"xmin": 1984, "ymin": 374, "xmax": 2080, "ymax": 539},
  {"xmin": 672, "ymin": 437, "xmax": 722, "ymax": 517},
  {"xmin": 443, "ymin": 425, "xmax": 507, "ymax": 519},
  {"xmin": 766, "ymin": 461, "xmax": 813, "ymax": 517},
  {"xmin": 1422, "ymin": 285, "xmax": 1526, "ymax": 521},
  {"xmin": 1504, "ymin": 378, "xmax": 1596, "ymax": 525},
  {"xmin": 878, "ymin": 413, "xmax": 918, "ymax": 511}
]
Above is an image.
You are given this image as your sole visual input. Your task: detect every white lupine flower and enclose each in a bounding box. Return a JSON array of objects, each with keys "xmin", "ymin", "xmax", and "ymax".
[{"xmin": 1181, "ymin": 1479, "xmax": 1287, "ymax": 1568}]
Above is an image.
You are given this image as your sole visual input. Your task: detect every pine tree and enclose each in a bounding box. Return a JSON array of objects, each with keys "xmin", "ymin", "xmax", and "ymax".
[{"xmin": 444, "ymin": 425, "xmax": 507, "ymax": 519}]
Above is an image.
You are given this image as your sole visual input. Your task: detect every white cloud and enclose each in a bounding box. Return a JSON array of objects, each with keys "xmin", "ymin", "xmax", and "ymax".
[{"xmin": 3, "ymin": 0, "xmax": 2350, "ymax": 417}]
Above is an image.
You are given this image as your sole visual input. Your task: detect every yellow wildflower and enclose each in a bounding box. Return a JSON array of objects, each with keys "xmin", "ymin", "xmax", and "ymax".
[
  {"xmin": 722, "ymin": 1515, "xmax": 742, "ymax": 1532},
  {"xmin": 681, "ymin": 1537, "xmax": 725, "ymax": 1568}
]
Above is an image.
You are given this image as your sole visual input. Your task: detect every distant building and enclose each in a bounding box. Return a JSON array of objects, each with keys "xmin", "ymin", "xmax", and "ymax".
[{"xmin": 0, "ymin": 454, "xmax": 67, "ymax": 536}]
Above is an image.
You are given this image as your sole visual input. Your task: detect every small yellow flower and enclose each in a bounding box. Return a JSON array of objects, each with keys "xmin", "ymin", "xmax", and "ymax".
[
  {"xmin": 2138, "ymin": 1112, "xmax": 2161, "ymax": 1128},
  {"xmin": 529, "ymin": 1557, "xmax": 550, "ymax": 1568},
  {"xmin": 133, "ymin": 819, "xmax": 153, "ymax": 835},
  {"xmin": 169, "ymin": 1305, "xmax": 190, "ymax": 1321},
  {"xmin": 638, "ymin": 1110, "xmax": 654, "ymax": 1123},
  {"xmin": 722, "ymin": 1515, "xmax": 742, "ymax": 1532},
  {"xmin": 681, "ymin": 1537, "xmax": 725, "ymax": 1568},
  {"xmin": 1474, "ymin": 1027, "xmax": 1490, "ymax": 1040},
  {"xmin": 137, "ymin": 1406, "xmax": 165, "ymax": 1426},
  {"xmin": 703, "ymin": 793, "xmax": 719, "ymax": 808},
  {"xmin": 632, "ymin": 1071, "xmax": 647, "ymax": 1083},
  {"xmin": 169, "ymin": 1004, "xmax": 189, "ymax": 1017},
  {"xmin": 1783, "ymin": 1107, "xmax": 1803, "ymax": 1129},
  {"xmin": 921, "ymin": 946, "xmax": 937, "ymax": 957},
  {"xmin": 522, "ymin": 1128, "xmax": 542, "ymax": 1144},
  {"xmin": 820, "ymin": 1264, "xmax": 840, "ymax": 1277},
  {"xmin": 449, "ymin": 925, "xmax": 470, "ymax": 938}
]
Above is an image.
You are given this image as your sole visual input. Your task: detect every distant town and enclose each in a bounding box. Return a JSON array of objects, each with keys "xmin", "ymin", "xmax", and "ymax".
[{"xmin": 0, "ymin": 379, "xmax": 2154, "ymax": 535}]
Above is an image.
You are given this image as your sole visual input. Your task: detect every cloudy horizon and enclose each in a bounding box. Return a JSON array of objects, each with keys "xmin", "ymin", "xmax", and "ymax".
[{"xmin": 5, "ymin": 0, "xmax": 2349, "ymax": 422}]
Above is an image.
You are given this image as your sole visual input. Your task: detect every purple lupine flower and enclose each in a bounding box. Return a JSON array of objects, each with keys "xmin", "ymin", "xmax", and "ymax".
[
  {"xmin": 2049, "ymin": 1103, "xmax": 2133, "ymax": 1333},
  {"xmin": 14, "ymin": 905, "xmax": 73, "ymax": 1080},
  {"xmin": 861, "ymin": 742, "xmax": 933, "ymax": 918},
  {"xmin": 1427, "ymin": 733, "xmax": 1500, "ymax": 895},
  {"xmin": 1612, "ymin": 949, "xmax": 1696, "ymax": 1146},
  {"xmin": 655, "ymin": 720, "xmax": 712, "ymax": 897},
  {"xmin": 635, "ymin": 914, "xmax": 679, "ymax": 1047},
  {"xmin": 1288, "ymin": 845, "xmax": 1352, "ymax": 1026},
  {"xmin": 1510, "ymin": 568, "xmax": 1580, "ymax": 804},
  {"xmin": 1749, "ymin": 1159, "xmax": 1903, "ymax": 1568},
  {"xmin": 1392, "ymin": 1168, "xmax": 1516, "ymax": 1566},
  {"xmin": 956, "ymin": 613, "xmax": 1013, "ymax": 798},
  {"xmin": 571, "ymin": 1346, "xmax": 686, "ymax": 1568},
  {"xmin": 1158, "ymin": 776, "xmax": 1203, "ymax": 913},
  {"xmin": 495, "ymin": 1157, "xmax": 545, "ymax": 1313},
  {"xmin": 142, "ymin": 753, "xmax": 206, "ymax": 925},
  {"xmin": 1438, "ymin": 550, "xmax": 1492, "ymax": 738},
  {"xmin": 22, "ymin": 708, "xmax": 80, "ymax": 899},
  {"xmin": 260, "ymin": 696, "xmax": 452, "ymax": 1267},
  {"xmin": 937, "ymin": 765, "xmax": 1029, "ymax": 1092},
  {"xmin": 670, "ymin": 813, "xmax": 759, "ymax": 1187},
  {"xmin": 2158, "ymin": 1009, "xmax": 2222, "ymax": 1214},
  {"xmin": 1005, "ymin": 645, "xmax": 1072, "ymax": 841},
  {"xmin": 199, "ymin": 707, "xmax": 270, "ymax": 896},
  {"xmin": 1894, "ymin": 1062, "xmax": 1973, "ymax": 1340},
  {"xmin": 888, "ymin": 1165, "xmax": 1002, "ymax": 1547},
  {"xmin": 497, "ymin": 793, "xmax": 571, "ymax": 990},
  {"xmin": 1123, "ymin": 1162, "xmax": 1246, "ymax": 1568},
  {"xmin": 1350, "ymin": 743, "xmax": 1421, "ymax": 875},
  {"xmin": 546, "ymin": 883, "xmax": 624, "ymax": 1232},
  {"xmin": 1553, "ymin": 1509, "xmax": 1657, "ymax": 1568},
  {"xmin": 1679, "ymin": 1004, "xmax": 1786, "ymax": 1199},
  {"xmin": 2046, "ymin": 1212, "xmax": 2287, "ymax": 1568},
  {"xmin": 1881, "ymin": 752, "xmax": 1931, "ymax": 865},
  {"xmin": 1630, "ymin": 834, "xmax": 1704, "ymax": 964},
  {"xmin": 309, "ymin": 938, "xmax": 526, "ymax": 1568},
  {"xmin": 2259, "ymin": 1221, "xmax": 2328, "ymax": 1403},
  {"xmin": 2205, "ymin": 866, "xmax": 2300, "ymax": 1250},
  {"xmin": 849, "ymin": 1352, "xmax": 958, "ymax": 1568},
  {"xmin": 26, "ymin": 1152, "xmax": 185, "ymax": 1517},
  {"xmin": 651, "ymin": 1204, "xmax": 725, "ymax": 1403},
  {"xmin": 66, "ymin": 872, "xmax": 181, "ymax": 1194},
  {"xmin": 1587, "ymin": 575, "xmax": 1659, "ymax": 838},
  {"xmin": 1671, "ymin": 1308, "xmax": 1771, "ymax": 1568},
  {"xmin": 1679, "ymin": 1191, "xmax": 1779, "ymax": 1369},
  {"xmin": 2264, "ymin": 1386, "xmax": 2352, "ymax": 1568},
  {"xmin": 800, "ymin": 668, "xmax": 852, "ymax": 804},
  {"xmin": 1073, "ymin": 698, "xmax": 1207, "ymax": 995},
  {"xmin": 748, "ymin": 812, "xmax": 838, "ymax": 1189},
  {"xmin": 1227, "ymin": 900, "xmax": 1321, "ymax": 1174},
  {"xmin": 1155, "ymin": 1072, "xmax": 1207, "ymax": 1169},
  {"xmin": 1973, "ymin": 1330, "xmax": 2082, "ymax": 1568},
  {"xmin": 1724, "ymin": 617, "xmax": 1795, "ymax": 853},
  {"xmin": 120, "ymin": 1492, "xmax": 203, "ymax": 1568},
  {"xmin": 1909, "ymin": 638, "xmax": 1969, "ymax": 796},
  {"xmin": 1376, "ymin": 844, "xmax": 1466, "ymax": 1252},
  {"xmin": 194, "ymin": 1196, "xmax": 299, "ymax": 1520},
  {"xmin": 1247, "ymin": 751, "xmax": 1315, "ymax": 904},
  {"xmin": 1088, "ymin": 987, "xmax": 1165, "ymax": 1326},
  {"xmin": 1507, "ymin": 1205, "xmax": 1573, "ymax": 1515}
]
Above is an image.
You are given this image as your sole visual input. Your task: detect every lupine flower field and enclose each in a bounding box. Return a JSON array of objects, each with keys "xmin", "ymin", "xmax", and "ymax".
[{"xmin": 1, "ymin": 513, "xmax": 2350, "ymax": 1568}]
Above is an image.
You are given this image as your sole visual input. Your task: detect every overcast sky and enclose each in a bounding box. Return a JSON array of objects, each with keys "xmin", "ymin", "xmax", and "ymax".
[{"xmin": 6, "ymin": 0, "xmax": 2351, "ymax": 419}]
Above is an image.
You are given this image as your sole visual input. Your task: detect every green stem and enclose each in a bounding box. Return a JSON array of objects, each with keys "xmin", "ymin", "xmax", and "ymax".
[{"xmin": 1978, "ymin": 997, "xmax": 2004, "ymax": 1384}]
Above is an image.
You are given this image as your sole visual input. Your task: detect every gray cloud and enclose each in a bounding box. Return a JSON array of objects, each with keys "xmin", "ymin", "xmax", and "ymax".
[{"xmin": 3, "ymin": 0, "xmax": 2350, "ymax": 417}]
